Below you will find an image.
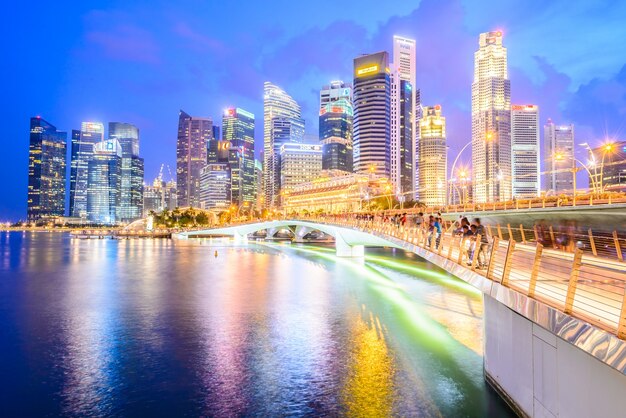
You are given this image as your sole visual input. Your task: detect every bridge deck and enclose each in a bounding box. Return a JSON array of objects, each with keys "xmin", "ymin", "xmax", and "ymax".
[{"xmin": 322, "ymin": 218, "xmax": 626, "ymax": 340}]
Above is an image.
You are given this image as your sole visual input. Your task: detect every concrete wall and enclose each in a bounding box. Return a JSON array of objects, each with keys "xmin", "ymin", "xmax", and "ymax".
[{"xmin": 484, "ymin": 294, "xmax": 626, "ymax": 417}]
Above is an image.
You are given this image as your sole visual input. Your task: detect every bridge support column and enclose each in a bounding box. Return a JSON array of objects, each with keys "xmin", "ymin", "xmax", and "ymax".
[
  {"xmin": 334, "ymin": 230, "xmax": 364, "ymax": 257},
  {"xmin": 293, "ymin": 226, "xmax": 311, "ymax": 243},
  {"xmin": 233, "ymin": 232, "xmax": 247, "ymax": 243},
  {"xmin": 483, "ymin": 294, "xmax": 626, "ymax": 418}
]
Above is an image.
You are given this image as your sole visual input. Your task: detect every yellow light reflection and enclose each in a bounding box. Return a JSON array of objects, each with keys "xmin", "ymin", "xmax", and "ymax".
[{"xmin": 342, "ymin": 310, "xmax": 395, "ymax": 417}]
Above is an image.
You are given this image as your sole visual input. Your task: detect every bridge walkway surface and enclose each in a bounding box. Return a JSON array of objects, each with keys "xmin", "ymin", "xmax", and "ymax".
[{"xmin": 313, "ymin": 217, "xmax": 626, "ymax": 341}]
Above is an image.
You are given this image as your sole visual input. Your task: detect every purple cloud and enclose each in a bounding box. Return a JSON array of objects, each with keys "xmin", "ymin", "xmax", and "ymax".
[{"xmin": 86, "ymin": 25, "xmax": 160, "ymax": 64}]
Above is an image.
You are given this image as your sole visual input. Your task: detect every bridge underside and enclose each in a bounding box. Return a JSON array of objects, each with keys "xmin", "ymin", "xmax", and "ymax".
[{"xmin": 176, "ymin": 220, "xmax": 400, "ymax": 257}]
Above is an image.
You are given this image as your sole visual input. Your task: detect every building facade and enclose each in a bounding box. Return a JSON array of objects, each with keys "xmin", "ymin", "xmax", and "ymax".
[
  {"xmin": 222, "ymin": 107, "xmax": 255, "ymax": 205},
  {"xmin": 511, "ymin": 105, "xmax": 540, "ymax": 198},
  {"xmin": 418, "ymin": 106, "xmax": 447, "ymax": 207},
  {"xmin": 282, "ymin": 173, "xmax": 371, "ymax": 213},
  {"xmin": 143, "ymin": 178, "xmax": 177, "ymax": 216},
  {"xmin": 353, "ymin": 52, "xmax": 391, "ymax": 177},
  {"xmin": 87, "ymin": 139, "xmax": 122, "ymax": 224},
  {"xmin": 544, "ymin": 120, "xmax": 574, "ymax": 194},
  {"xmin": 320, "ymin": 81, "xmax": 352, "ymax": 108},
  {"xmin": 109, "ymin": 122, "xmax": 144, "ymax": 221},
  {"xmin": 263, "ymin": 82, "xmax": 305, "ymax": 207},
  {"xmin": 176, "ymin": 110, "xmax": 212, "ymax": 208},
  {"xmin": 27, "ymin": 117, "xmax": 67, "ymax": 222},
  {"xmin": 390, "ymin": 36, "xmax": 418, "ymax": 197},
  {"xmin": 471, "ymin": 31, "xmax": 512, "ymax": 203},
  {"xmin": 319, "ymin": 95, "xmax": 353, "ymax": 173},
  {"xmin": 278, "ymin": 143, "xmax": 322, "ymax": 203},
  {"xmin": 398, "ymin": 80, "xmax": 414, "ymax": 196},
  {"xmin": 199, "ymin": 164, "xmax": 231, "ymax": 211},
  {"xmin": 70, "ymin": 121, "xmax": 104, "ymax": 218}
]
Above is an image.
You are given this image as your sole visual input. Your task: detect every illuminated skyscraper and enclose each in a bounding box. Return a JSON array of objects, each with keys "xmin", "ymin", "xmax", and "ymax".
[
  {"xmin": 320, "ymin": 81, "xmax": 352, "ymax": 107},
  {"xmin": 319, "ymin": 82, "xmax": 353, "ymax": 173},
  {"xmin": 353, "ymin": 52, "xmax": 391, "ymax": 177},
  {"xmin": 254, "ymin": 159, "xmax": 263, "ymax": 209},
  {"xmin": 109, "ymin": 122, "xmax": 144, "ymax": 221},
  {"xmin": 199, "ymin": 164, "xmax": 231, "ymax": 211},
  {"xmin": 70, "ymin": 121, "xmax": 104, "ymax": 218},
  {"xmin": 418, "ymin": 106, "xmax": 447, "ymax": 207},
  {"xmin": 87, "ymin": 139, "xmax": 122, "ymax": 224},
  {"xmin": 511, "ymin": 105, "xmax": 540, "ymax": 197},
  {"xmin": 263, "ymin": 82, "xmax": 304, "ymax": 207},
  {"xmin": 471, "ymin": 31, "xmax": 512, "ymax": 203},
  {"xmin": 279, "ymin": 143, "xmax": 322, "ymax": 202},
  {"xmin": 222, "ymin": 107, "xmax": 255, "ymax": 205},
  {"xmin": 391, "ymin": 36, "xmax": 418, "ymax": 196},
  {"xmin": 544, "ymin": 120, "xmax": 574, "ymax": 194},
  {"xmin": 27, "ymin": 117, "xmax": 67, "ymax": 221},
  {"xmin": 176, "ymin": 110, "xmax": 212, "ymax": 208}
]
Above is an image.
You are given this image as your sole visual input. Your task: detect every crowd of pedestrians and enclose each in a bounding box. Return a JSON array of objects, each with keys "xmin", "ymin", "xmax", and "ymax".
[{"xmin": 351, "ymin": 211, "xmax": 494, "ymax": 269}]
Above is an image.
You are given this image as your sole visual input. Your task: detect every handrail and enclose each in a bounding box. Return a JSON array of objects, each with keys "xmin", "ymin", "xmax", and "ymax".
[{"xmin": 301, "ymin": 216, "xmax": 626, "ymax": 340}]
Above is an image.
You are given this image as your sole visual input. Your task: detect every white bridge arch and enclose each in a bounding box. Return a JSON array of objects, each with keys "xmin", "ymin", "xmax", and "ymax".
[{"xmin": 174, "ymin": 220, "xmax": 401, "ymax": 257}]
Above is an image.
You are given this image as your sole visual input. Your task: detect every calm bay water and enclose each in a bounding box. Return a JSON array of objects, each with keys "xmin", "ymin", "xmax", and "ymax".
[{"xmin": 0, "ymin": 232, "xmax": 512, "ymax": 417}]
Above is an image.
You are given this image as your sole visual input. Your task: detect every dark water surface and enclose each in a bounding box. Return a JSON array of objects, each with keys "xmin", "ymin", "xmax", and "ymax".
[{"xmin": 0, "ymin": 232, "xmax": 513, "ymax": 417}]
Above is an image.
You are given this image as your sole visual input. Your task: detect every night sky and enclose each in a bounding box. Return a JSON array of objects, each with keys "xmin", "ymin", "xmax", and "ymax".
[{"xmin": 3, "ymin": 0, "xmax": 626, "ymax": 220}]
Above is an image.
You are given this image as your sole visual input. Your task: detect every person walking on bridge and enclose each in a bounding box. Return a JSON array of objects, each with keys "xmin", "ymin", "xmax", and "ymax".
[{"xmin": 474, "ymin": 218, "xmax": 491, "ymax": 269}]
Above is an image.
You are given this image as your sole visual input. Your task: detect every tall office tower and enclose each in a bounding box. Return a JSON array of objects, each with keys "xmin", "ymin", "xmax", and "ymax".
[
  {"xmin": 199, "ymin": 164, "xmax": 231, "ymax": 211},
  {"xmin": 27, "ymin": 117, "xmax": 67, "ymax": 222},
  {"xmin": 109, "ymin": 122, "xmax": 144, "ymax": 221},
  {"xmin": 143, "ymin": 177, "xmax": 173, "ymax": 216},
  {"xmin": 319, "ymin": 97, "xmax": 353, "ymax": 172},
  {"xmin": 176, "ymin": 110, "xmax": 212, "ymax": 208},
  {"xmin": 544, "ymin": 120, "xmax": 575, "ymax": 194},
  {"xmin": 320, "ymin": 81, "xmax": 352, "ymax": 108},
  {"xmin": 263, "ymin": 82, "xmax": 305, "ymax": 207},
  {"xmin": 87, "ymin": 139, "xmax": 122, "ymax": 224},
  {"xmin": 70, "ymin": 121, "xmax": 104, "ymax": 218},
  {"xmin": 254, "ymin": 159, "xmax": 263, "ymax": 209},
  {"xmin": 222, "ymin": 107, "xmax": 255, "ymax": 205},
  {"xmin": 212, "ymin": 125, "xmax": 220, "ymax": 144},
  {"xmin": 278, "ymin": 143, "xmax": 322, "ymax": 203},
  {"xmin": 471, "ymin": 31, "xmax": 512, "ymax": 203},
  {"xmin": 418, "ymin": 106, "xmax": 447, "ymax": 207},
  {"xmin": 511, "ymin": 105, "xmax": 540, "ymax": 198},
  {"xmin": 390, "ymin": 36, "xmax": 417, "ymax": 196},
  {"xmin": 353, "ymin": 52, "xmax": 391, "ymax": 177}
]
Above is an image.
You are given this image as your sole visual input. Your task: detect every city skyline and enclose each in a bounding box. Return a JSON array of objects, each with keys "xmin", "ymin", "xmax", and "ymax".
[{"xmin": 4, "ymin": 0, "xmax": 626, "ymax": 219}]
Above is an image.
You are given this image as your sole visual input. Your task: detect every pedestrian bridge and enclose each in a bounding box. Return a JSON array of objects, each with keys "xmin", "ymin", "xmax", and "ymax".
[
  {"xmin": 174, "ymin": 220, "xmax": 402, "ymax": 257},
  {"xmin": 177, "ymin": 217, "xmax": 626, "ymax": 417}
]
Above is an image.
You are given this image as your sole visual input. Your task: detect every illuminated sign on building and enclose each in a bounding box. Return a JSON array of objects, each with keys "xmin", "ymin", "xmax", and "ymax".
[
  {"xmin": 356, "ymin": 65, "xmax": 379, "ymax": 76},
  {"xmin": 511, "ymin": 104, "xmax": 538, "ymax": 111}
]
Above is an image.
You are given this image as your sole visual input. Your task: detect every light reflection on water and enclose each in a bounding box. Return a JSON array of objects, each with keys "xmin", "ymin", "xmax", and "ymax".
[{"xmin": 0, "ymin": 233, "xmax": 513, "ymax": 417}]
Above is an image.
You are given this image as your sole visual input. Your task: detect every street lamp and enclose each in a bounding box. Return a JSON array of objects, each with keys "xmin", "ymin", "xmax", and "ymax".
[
  {"xmin": 458, "ymin": 168, "xmax": 469, "ymax": 205},
  {"xmin": 599, "ymin": 142, "xmax": 616, "ymax": 194},
  {"xmin": 554, "ymin": 152, "xmax": 596, "ymax": 202},
  {"xmin": 449, "ymin": 140, "xmax": 473, "ymax": 204}
]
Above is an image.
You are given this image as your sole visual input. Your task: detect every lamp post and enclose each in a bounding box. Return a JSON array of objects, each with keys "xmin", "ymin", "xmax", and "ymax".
[
  {"xmin": 599, "ymin": 143, "xmax": 615, "ymax": 194},
  {"xmin": 554, "ymin": 153, "xmax": 596, "ymax": 203},
  {"xmin": 448, "ymin": 139, "xmax": 473, "ymax": 204},
  {"xmin": 580, "ymin": 142, "xmax": 616, "ymax": 195}
]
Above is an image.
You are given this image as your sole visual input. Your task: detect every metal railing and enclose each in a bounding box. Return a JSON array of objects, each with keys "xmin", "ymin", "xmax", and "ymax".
[{"xmin": 321, "ymin": 217, "xmax": 626, "ymax": 340}]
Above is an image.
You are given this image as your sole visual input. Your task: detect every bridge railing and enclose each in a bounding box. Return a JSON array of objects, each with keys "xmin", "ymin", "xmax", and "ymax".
[
  {"xmin": 321, "ymin": 217, "xmax": 626, "ymax": 340},
  {"xmin": 424, "ymin": 193, "xmax": 626, "ymax": 215}
]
